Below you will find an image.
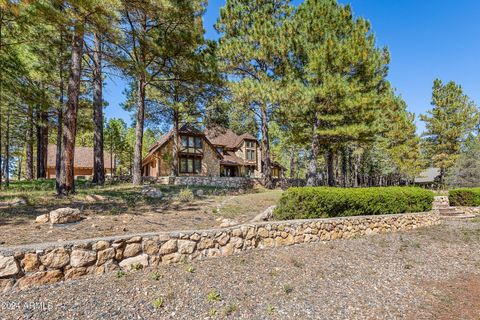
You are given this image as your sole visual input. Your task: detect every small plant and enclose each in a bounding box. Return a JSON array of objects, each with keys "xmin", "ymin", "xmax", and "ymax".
[
  {"xmin": 131, "ymin": 263, "xmax": 144, "ymax": 271},
  {"xmin": 208, "ymin": 308, "xmax": 218, "ymax": 317},
  {"xmin": 123, "ymin": 194, "xmax": 139, "ymax": 208},
  {"xmin": 207, "ymin": 289, "xmax": 222, "ymax": 302},
  {"xmin": 116, "ymin": 270, "xmax": 127, "ymax": 278},
  {"xmin": 290, "ymin": 258, "xmax": 304, "ymax": 268},
  {"xmin": 282, "ymin": 284, "xmax": 293, "ymax": 294},
  {"xmin": 223, "ymin": 303, "xmax": 238, "ymax": 316},
  {"xmin": 404, "ymin": 264, "xmax": 414, "ymax": 270},
  {"xmin": 178, "ymin": 188, "xmax": 194, "ymax": 202},
  {"xmin": 151, "ymin": 271, "xmax": 162, "ymax": 281},
  {"xmin": 266, "ymin": 304, "xmax": 275, "ymax": 315},
  {"xmin": 152, "ymin": 298, "xmax": 164, "ymax": 309},
  {"xmin": 186, "ymin": 265, "xmax": 195, "ymax": 273},
  {"xmin": 269, "ymin": 269, "xmax": 279, "ymax": 277}
]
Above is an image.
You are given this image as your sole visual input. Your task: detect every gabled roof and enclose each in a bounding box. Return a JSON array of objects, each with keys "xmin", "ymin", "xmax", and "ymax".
[
  {"xmin": 414, "ymin": 167, "xmax": 440, "ymax": 183},
  {"xmin": 204, "ymin": 126, "xmax": 257, "ymax": 149},
  {"xmin": 143, "ymin": 123, "xmax": 223, "ymax": 165},
  {"xmin": 47, "ymin": 145, "xmax": 114, "ymax": 169},
  {"xmin": 221, "ymin": 151, "xmax": 246, "ymax": 166}
]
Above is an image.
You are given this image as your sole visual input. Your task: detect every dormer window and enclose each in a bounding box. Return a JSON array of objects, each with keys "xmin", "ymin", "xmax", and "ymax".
[{"xmin": 245, "ymin": 140, "xmax": 256, "ymax": 161}]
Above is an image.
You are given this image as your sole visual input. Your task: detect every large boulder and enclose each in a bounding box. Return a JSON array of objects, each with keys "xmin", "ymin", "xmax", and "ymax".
[
  {"xmin": 251, "ymin": 205, "xmax": 276, "ymax": 222},
  {"xmin": 35, "ymin": 214, "xmax": 50, "ymax": 224},
  {"xmin": 49, "ymin": 207, "xmax": 81, "ymax": 224},
  {"xmin": 141, "ymin": 186, "xmax": 163, "ymax": 198},
  {"xmin": 70, "ymin": 249, "xmax": 96, "ymax": 268},
  {"xmin": 85, "ymin": 194, "xmax": 107, "ymax": 203},
  {"xmin": 0, "ymin": 256, "xmax": 19, "ymax": 277},
  {"xmin": 119, "ymin": 254, "xmax": 149, "ymax": 271}
]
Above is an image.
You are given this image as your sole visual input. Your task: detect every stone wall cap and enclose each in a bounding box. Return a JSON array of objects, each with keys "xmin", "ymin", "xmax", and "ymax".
[{"xmin": 0, "ymin": 211, "xmax": 436, "ymax": 256}]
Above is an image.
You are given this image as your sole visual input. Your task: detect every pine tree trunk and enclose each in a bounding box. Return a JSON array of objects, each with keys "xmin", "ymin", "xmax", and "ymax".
[
  {"xmin": 326, "ymin": 147, "xmax": 335, "ymax": 187},
  {"xmin": 171, "ymin": 111, "xmax": 179, "ymax": 176},
  {"xmin": 3, "ymin": 109, "xmax": 9, "ymax": 187},
  {"xmin": 289, "ymin": 149, "xmax": 295, "ymax": 179},
  {"xmin": 26, "ymin": 105, "xmax": 34, "ymax": 180},
  {"xmin": 307, "ymin": 116, "xmax": 320, "ymax": 186},
  {"xmin": 56, "ymin": 23, "xmax": 65, "ymax": 190},
  {"xmin": 59, "ymin": 24, "xmax": 84, "ymax": 195},
  {"xmin": 17, "ymin": 157, "xmax": 22, "ymax": 181},
  {"xmin": 0, "ymin": 10, "xmax": 3, "ymax": 188},
  {"xmin": 92, "ymin": 33, "xmax": 105, "ymax": 185},
  {"xmin": 132, "ymin": 77, "xmax": 146, "ymax": 185},
  {"xmin": 260, "ymin": 107, "xmax": 273, "ymax": 189},
  {"xmin": 56, "ymin": 107, "xmax": 63, "ymax": 186},
  {"xmin": 36, "ymin": 111, "xmax": 48, "ymax": 179}
]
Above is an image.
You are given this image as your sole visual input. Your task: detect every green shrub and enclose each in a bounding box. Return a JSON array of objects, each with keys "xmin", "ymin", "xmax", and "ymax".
[
  {"xmin": 178, "ymin": 188, "xmax": 194, "ymax": 202},
  {"xmin": 274, "ymin": 187, "xmax": 434, "ymax": 220},
  {"xmin": 449, "ymin": 188, "xmax": 480, "ymax": 206}
]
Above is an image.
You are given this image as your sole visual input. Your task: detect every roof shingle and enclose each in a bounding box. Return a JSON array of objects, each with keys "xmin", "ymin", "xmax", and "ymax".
[{"xmin": 47, "ymin": 145, "xmax": 114, "ymax": 169}]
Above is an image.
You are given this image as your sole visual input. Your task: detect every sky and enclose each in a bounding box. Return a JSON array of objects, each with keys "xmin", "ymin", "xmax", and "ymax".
[{"xmin": 104, "ymin": 0, "xmax": 480, "ymax": 134}]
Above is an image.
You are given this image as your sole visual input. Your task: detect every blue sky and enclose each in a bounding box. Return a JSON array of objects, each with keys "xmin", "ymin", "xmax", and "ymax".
[{"xmin": 104, "ymin": 0, "xmax": 480, "ymax": 133}]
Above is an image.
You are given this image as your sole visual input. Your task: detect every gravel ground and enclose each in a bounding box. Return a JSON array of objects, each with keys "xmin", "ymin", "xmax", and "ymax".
[{"xmin": 1, "ymin": 218, "xmax": 480, "ymax": 320}]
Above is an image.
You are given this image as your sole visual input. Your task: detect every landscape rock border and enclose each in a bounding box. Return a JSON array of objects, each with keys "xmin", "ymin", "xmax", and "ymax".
[{"xmin": 0, "ymin": 212, "xmax": 441, "ymax": 292}]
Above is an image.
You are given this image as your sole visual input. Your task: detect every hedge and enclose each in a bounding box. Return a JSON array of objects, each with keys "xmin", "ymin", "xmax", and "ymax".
[
  {"xmin": 273, "ymin": 187, "xmax": 434, "ymax": 220},
  {"xmin": 449, "ymin": 188, "xmax": 480, "ymax": 207}
]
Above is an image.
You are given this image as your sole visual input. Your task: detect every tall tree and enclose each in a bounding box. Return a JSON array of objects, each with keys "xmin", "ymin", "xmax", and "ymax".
[
  {"xmin": 215, "ymin": 0, "xmax": 292, "ymax": 189},
  {"xmin": 283, "ymin": 0, "xmax": 390, "ymax": 186},
  {"xmin": 446, "ymin": 135, "xmax": 480, "ymax": 187},
  {"xmin": 92, "ymin": 32, "xmax": 105, "ymax": 184},
  {"xmin": 115, "ymin": 0, "xmax": 207, "ymax": 184},
  {"xmin": 420, "ymin": 79, "xmax": 478, "ymax": 184}
]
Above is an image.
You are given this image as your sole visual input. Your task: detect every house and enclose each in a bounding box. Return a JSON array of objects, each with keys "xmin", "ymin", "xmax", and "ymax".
[
  {"xmin": 414, "ymin": 167, "xmax": 440, "ymax": 185},
  {"xmin": 46, "ymin": 145, "xmax": 114, "ymax": 179},
  {"xmin": 142, "ymin": 124, "xmax": 284, "ymax": 179}
]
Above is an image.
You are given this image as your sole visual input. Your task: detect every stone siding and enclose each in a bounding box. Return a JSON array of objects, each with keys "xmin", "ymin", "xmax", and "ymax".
[{"xmin": 0, "ymin": 212, "xmax": 440, "ymax": 292}]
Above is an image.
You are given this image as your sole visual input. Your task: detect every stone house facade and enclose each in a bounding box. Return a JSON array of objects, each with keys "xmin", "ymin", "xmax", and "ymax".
[{"xmin": 142, "ymin": 124, "xmax": 284, "ymax": 179}]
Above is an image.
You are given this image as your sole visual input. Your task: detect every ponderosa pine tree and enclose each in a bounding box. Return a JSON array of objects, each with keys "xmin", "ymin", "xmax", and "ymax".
[
  {"xmin": 445, "ymin": 134, "xmax": 480, "ymax": 187},
  {"xmin": 420, "ymin": 79, "xmax": 479, "ymax": 184},
  {"xmin": 34, "ymin": 0, "xmax": 120, "ymax": 194},
  {"xmin": 215, "ymin": 0, "xmax": 292, "ymax": 189},
  {"xmin": 284, "ymin": 0, "xmax": 390, "ymax": 186},
  {"xmin": 92, "ymin": 32, "xmax": 105, "ymax": 184},
  {"xmin": 384, "ymin": 96, "xmax": 424, "ymax": 184},
  {"xmin": 115, "ymin": 0, "xmax": 207, "ymax": 185}
]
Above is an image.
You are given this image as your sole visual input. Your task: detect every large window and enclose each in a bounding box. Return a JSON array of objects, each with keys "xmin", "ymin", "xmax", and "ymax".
[
  {"xmin": 181, "ymin": 135, "xmax": 203, "ymax": 154},
  {"xmin": 245, "ymin": 140, "xmax": 256, "ymax": 161},
  {"xmin": 179, "ymin": 156, "xmax": 202, "ymax": 174}
]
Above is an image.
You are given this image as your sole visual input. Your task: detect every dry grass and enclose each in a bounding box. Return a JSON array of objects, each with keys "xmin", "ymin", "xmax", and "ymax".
[{"xmin": 0, "ymin": 180, "xmax": 283, "ymax": 246}]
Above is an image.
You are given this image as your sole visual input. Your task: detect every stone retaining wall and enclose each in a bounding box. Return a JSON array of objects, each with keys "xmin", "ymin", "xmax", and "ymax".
[
  {"xmin": 155, "ymin": 176, "xmax": 260, "ymax": 189},
  {"xmin": 0, "ymin": 212, "xmax": 440, "ymax": 292}
]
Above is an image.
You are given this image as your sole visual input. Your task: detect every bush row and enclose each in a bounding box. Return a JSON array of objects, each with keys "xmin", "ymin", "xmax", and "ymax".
[
  {"xmin": 449, "ymin": 188, "xmax": 480, "ymax": 207},
  {"xmin": 274, "ymin": 187, "xmax": 434, "ymax": 220}
]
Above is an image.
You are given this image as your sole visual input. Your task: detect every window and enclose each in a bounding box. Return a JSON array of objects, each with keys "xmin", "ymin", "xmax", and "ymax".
[
  {"xmin": 216, "ymin": 147, "xmax": 224, "ymax": 154},
  {"xmin": 179, "ymin": 156, "xmax": 202, "ymax": 174},
  {"xmin": 245, "ymin": 140, "xmax": 256, "ymax": 161},
  {"xmin": 180, "ymin": 135, "xmax": 203, "ymax": 154}
]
